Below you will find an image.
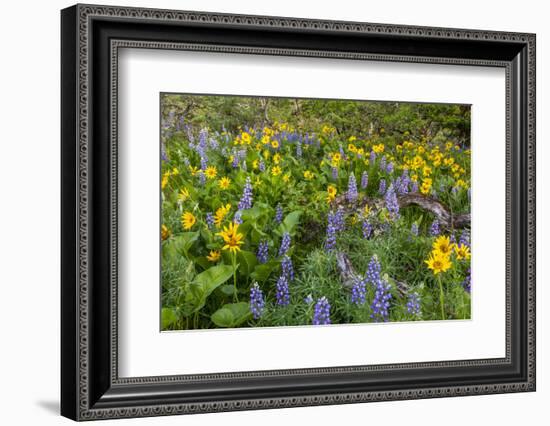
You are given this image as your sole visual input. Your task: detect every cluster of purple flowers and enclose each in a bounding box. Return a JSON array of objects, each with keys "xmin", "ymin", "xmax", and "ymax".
[
  {"xmin": 249, "ymin": 283, "xmax": 265, "ymax": 319},
  {"xmin": 459, "ymin": 229, "xmax": 470, "ymax": 247},
  {"xmin": 362, "ymin": 219, "xmax": 373, "ymax": 239},
  {"xmin": 274, "ymin": 203, "xmax": 283, "ymax": 224},
  {"xmin": 278, "ymin": 232, "xmax": 291, "ymax": 257},
  {"xmin": 366, "ymin": 256, "xmax": 382, "ymax": 284},
  {"xmin": 275, "ymin": 274, "xmax": 290, "ymax": 306},
  {"xmin": 324, "ymin": 208, "xmax": 345, "ymax": 251},
  {"xmin": 259, "ymin": 160, "xmax": 265, "ymax": 172},
  {"xmin": 238, "ymin": 176, "xmax": 253, "ymax": 210},
  {"xmin": 430, "ymin": 220, "xmax": 440, "ymax": 236},
  {"xmin": 370, "ymin": 278, "xmax": 392, "ymax": 322},
  {"xmin": 384, "ymin": 183, "xmax": 400, "ymax": 219},
  {"xmin": 370, "ymin": 150, "xmax": 376, "ymax": 164},
  {"xmin": 312, "ymin": 297, "xmax": 331, "ymax": 325},
  {"xmin": 386, "ymin": 162, "xmax": 394, "ymax": 174},
  {"xmin": 393, "ymin": 169, "xmax": 410, "ymax": 195},
  {"xmin": 361, "ymin": 171, "xmax": 369, "ymax": 189},
  {"xmin": 256, "ymin": 240, "xmax": 269, "ymax": 264},
  {"xmin": 205, "ymin": 212, "xmax": 215, "ymax": 229},
  {"xmin": 406, "ymin": 292, "xmax": 421, "ymax": 316},
  {"xmin": 462, "ymin": 268, "xmax": 471, "ymax": 293},
  {"xmin": 281, "ymin": 255, "xmax": 295, "ymax": 281},
  {"xmin": 331, "ymin": 166, "xmax": 338, "ymax": 180},
  {"xmin": 198, "ymin": 171, "xmax": 206, "ymax": 186},
  {"xmin": 379, "ymin": 178, "xmax": 386, "ymax": 195},
  {"xmin": 296, "ymin": 141, "xmax": 302, "ymax": 158},
  {"xmin": 410, "ymin": 180, "xmax": 419, "ymax": 193},
  {"xmin": 346, "ymin": 172, "xmax": 358, "ymax": 202},
  {"xmin": 197, "ymin": 129, "xmax": 209, "ymax": 170},
  {"xmin": 379, "ymin": 156, "xmax": 387, "ymax": 172},
  {"xmin": 233, "ymin": 211, "xmax": 243, "ymax": 225},
  {"xmin": 351, "ymin": 277, "xmax": 367, "ymax": 305}
]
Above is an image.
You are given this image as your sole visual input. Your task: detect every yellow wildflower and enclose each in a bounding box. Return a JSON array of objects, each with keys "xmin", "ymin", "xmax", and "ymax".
[
  {"xmin": 206, "ymin": 250, "xmax": 221, "ymax": 262},
  {"xmin": 425, "ymin": 250, "xmax": 452, "ymax": 275},
  {"xmin": 181, "ymin": 212, "xmax": 196, "ymax": 230},
  {"xmin": 205, "ymin": 166, "xmax": 217, "ymax": 179},
  {"xmin": 218, "ymin": 177, "xmax": 231, "ymax": 190},
  {"xmin": 271, "ymin": 166, "xmax": 282, "ymax": 176},
  {"xmin": 214, "ymin": 204, "xmax": 231, "ymax": 227},
  {"xmin": 432, "ymin": 235, "xmax": 453, "ymax": 257},
  {"xmin": 271, "ymin": 140, "xmax": 279, "ymax": 149},
  {"xmin": 303, "ymin": 170, "xmax": 314, "ymax": 180},
  {"xmin": 217, "ymin": 222, "xmax": 244, "ymax": 254},
  {"xmin": 454, "ymin": 243, "xmax": 471, "ymax": 260},
  {"xmin": 161, "ymin": 224, "xmax": 170, "ymax": 241},
  {"xmin": 178, "ymin": 187, "xmax": 190, "ymax": 201}
]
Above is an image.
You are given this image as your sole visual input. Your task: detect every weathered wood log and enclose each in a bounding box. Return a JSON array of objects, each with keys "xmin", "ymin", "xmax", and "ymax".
[
  {"xmin": 397, "ymin": 193, "xmax": 470, "ymax": 229},
  {"xmin": 332, "ymin": 193, "xmax": 470, "ymax": 229}
]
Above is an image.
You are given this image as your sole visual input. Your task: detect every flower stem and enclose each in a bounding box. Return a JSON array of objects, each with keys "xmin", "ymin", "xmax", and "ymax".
[
  {"xmin": 232, "ymin": 252, "xmax": 238, "ymax": 302},
  {"xmin": 437, "ymin": 274, "xmax": 445, "ymax": 320}
]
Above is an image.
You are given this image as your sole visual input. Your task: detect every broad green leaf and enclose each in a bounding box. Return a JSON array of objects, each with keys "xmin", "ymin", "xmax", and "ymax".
[
  {"xmin": 219, "ymin": 284, "xmax": 236, "ymax": 296},
  {"xmin": 277, "ymin": 211, "xmax": 302, "ymax": 235},
  {"xmin": 250, "ymin": 260, "xmax": 279, "ymax": 282},
  {"xmin": 161, "ymin": 308, "xmax": 177, "ymax": 329},
  {"xmin": 211, "ymin": 302, "xmax": 252, "ymax": 328},
  {"xmin": 237, "ymin": 250, "xmax": 258, "ymax": 276},
  {"xmin": 188, "ymin": 264, "xmax": 234, "ymax": 312}
]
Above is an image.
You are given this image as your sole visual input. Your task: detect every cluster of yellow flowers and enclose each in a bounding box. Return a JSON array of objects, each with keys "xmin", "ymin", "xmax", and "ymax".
[{"xmin": 425, "ymin": 235, "xmax": 471, "ymax": 275}]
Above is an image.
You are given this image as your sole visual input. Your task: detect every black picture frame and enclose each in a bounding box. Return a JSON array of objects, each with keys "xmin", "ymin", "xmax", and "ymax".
[{"xmin": 61, "ymin": 4, "xmax": 536, "ymax": 421}]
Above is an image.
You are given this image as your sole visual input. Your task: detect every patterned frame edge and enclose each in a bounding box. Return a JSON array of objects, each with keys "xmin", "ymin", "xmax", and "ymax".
[{"xmin": 63, "ymin": 3, "xmax": 536, "ymax": 421}]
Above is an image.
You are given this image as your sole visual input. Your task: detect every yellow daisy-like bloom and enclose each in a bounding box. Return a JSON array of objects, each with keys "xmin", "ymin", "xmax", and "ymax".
[
  {"xmin": 205, "ymin": 166, "xmax": 217, "ymax": 179},
  {"xmin": 261, "ymin": 135, "xmax": 271, "ymax": 145},
  {"xmin": 241, "ymin": 132, "xmax": 251, "ymax": 144},
  {"xmin": 433, "ymin": 235, "xmax": 453, "ymax": 257},
  {"xmin": 326, "ymin": 185, "xmax": 337, "ymax": 203},
  {"xmin": 372, "ymin": 143, "xmax": 385, "ymax": 154},
  {"xmin": 271, "ymin": 140, "xmax": 280, "ymax": 149},
  {"xmin": 171, "ymin": 167, "xmax": 179, "ymax": 176},
  {"xmin": 271, "ymin": 166, "xmax": 282, "ymax": 176},
  {"xmin": 263, "ymin": 150, "xmax": 270, "ymax": 160},
  {"xmin": 454, "ymin": 243, "xmax": 471, "ymax": 260},
  {"xmin": 425, "ymin": 250, "xmax": 452, "ymax": 275},
  {"xmin": 422, "ymin": 166, "xmax": 432, "ymax": 177},
  {"xmin": 181, "ymin": 212, "xmax": 196, "ymax": 230},
  {"xmin": 161, "ymin": 224, "xmax": 170, "ymax": 241},
  {"xmin": 348, "ymin": 135, "xmax": 357, "ymax": 142},
  {"xmin": 322, "ymin": 125, "xmax": 335, "ymax": 135},
  {"xmin": 214, "ymin": 204, "xmax": 231, "ymax": 227},
  {"xmin": 348, "ymin": 143, "xmax": 357, "ymax": 153},
  {"xmin": 363, "ymin": 204, "xmax": 371, "ymax": 217},
  {"xmin": 273, "ymin": 153, "xmax": 281, "ymax": 164},
  {"xmin": 252, "ymin": 159, "xmax": 259, "ymax": 170},
  {"xmin": 282, "ymin": 173, "xmax": 291, "ymax": 183},
  {"xmin": 218, "ymin": 177, "xmax": 231, "ymax": 190},
  {"xmin": 217, "ymin": 222, "xmax": 244, "ymax": 254},
  {"xmin": 331, "ymin": 152, "xmax": 341, "ymax": 163},
  {"xmin": 420, "ymin": 181, "xmax": 432, "ymax": 195},
  {"xmin": 161, "ymin": 171, "xmax": 170, "ymax": 190},
  {"xmin": 206, "ymin": 250, "xmax": 221, "ymax": 262},
  {"xmin": 178, "ymin": 187, "xmax": 190, "ymax": 201},
  {"xmin": 303, "ymin": 170, "xmax": 314, "ymax": 180},
  {"xmin": 444, "ymin": 157, "xmax": 455, "ymax": 167},
  {"xmin": 189, "ymin": 165, "xmax": 199, "ymax": 176}
]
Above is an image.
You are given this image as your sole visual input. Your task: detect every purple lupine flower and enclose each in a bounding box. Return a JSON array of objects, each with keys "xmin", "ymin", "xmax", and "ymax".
[
  {"xmin": 459, "ymin": 229, "xmax": 470, "ymax": 247},
  {"xmin": 362, "ymin": 219, "xmax": 373, "ymax": 239},
  {"xmin": 366, "ymin": 255, "xmax": 382, "ymax": 285},
  {"xmin": 450, "ymin": 233, "xmax": 457, "ymax": 244},
  {"xmin": 386, "ymin": 162, "xmax": 394, "ymax": 174},
  {"xmin": 209, "ymin": 137, "xmax": 219, "ymax": 150},
  {"xmin": 370, "ymin": 150, "xmax": 376, "ymax": 164},
  {"xmin": 231, "ymin": 152, "xmax": 240, "ymax": 168},
  {"xmin": 205, "ymin": 212, "xmax": 215, "ymax": 229},
  {"xmin": 462, "ymin": 268, "xmax": 471, "ymax": 293},
  {"xmin": 379, "ymin": 156, "xmax": 387, "ymax": 172},
  {"xmin": 278, "ymin": 232, "xmax": 291, "ymax": 257},
  {"xmin": 238, "ymin": 176, "xmax": 253, "ymax": 210},
  {"xmin": 346, "ymin": 172, "xmax": 358, "ymax": 202},
  {"xmin": 410, "ymin": 180, "xmax": 419, "ymax": 193},
  {"xmin": 430, "ymin": 220, "xmax": 440, "ymax": 236},
  {"xmin": 384, "ymin": 183, "xmax": 400, "ymax": 219},
  {"xmin": 281, "ymin": 255, "xmax": 295, "ymax": 281},
  {"xmin": 275, "ymin": 274, "xmax": 290, "ymax": 306},
  {"xmin": 256, "ymin": 240, "xmax": 269, "ymax": 264},
  {"xmin": 334, "ymin": 207, "xmax": 346, "ymax": 232},
  {"xmin": 370, "ymin": 278, "xmax": 392, "ymax": 322},
  {"xmin": 378, "ymin": 178, "xmax": 386, "ymax": 195},
  {"xmin": 411, "ymin": 223, "xmax": 419, "ymax": 236},
  {"xmin": 198, "ymin": 171, "xmax": 206, "ymax": 186},
  {"xmin": 361, "ymin": 171, "xmax": 369, "ymax": 189},
  {"xmin": 259, "ymin": 159, "xmax": 265, "ymax": 172},
  {"xmin": 233, "ymin": 211, "xmax": 243, "ymax": 225},
  {"xmin": 351, "ymin": 278, "xmax": 367, "ymax": 305},
  {"xmin": 296, "ymin": 141, "xmax": 302, "ymax": 158},
  {"xmin": 324, "ymin": 211, "xmax": 338, "ymax": 251},
  {"xmin": 274, "ymin": 204, "xmax": 283, "ymax": 225},
  {"xmin": 406, "ymin": 292, "xmax": 421, "ymax": 316},
  {"xmin": 331, "ymin": 166, "xmax": 338, "ymax": 180},
  {"xmin": 313, "ymin": 297, "xmax": 331, "ymax": 325},
  {"xmin": 250, "ymin": 283, "xmax": 265, "ymax": 319}
]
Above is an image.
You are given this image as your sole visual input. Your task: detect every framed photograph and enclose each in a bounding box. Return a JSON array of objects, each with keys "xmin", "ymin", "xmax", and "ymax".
[{"xmin": 61, "ymin": 4, "xmax": 536, "ymax": 421}]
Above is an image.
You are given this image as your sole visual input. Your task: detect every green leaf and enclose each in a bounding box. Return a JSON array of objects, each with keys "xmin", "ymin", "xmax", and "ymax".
[
  {"xmin": 161, "ymin": 308, "xmax": 177, "ymax": 329},
  {"xmin": 278, "ymin": 211, "xmax": 302, "ymax": 234},
  {"xmin": 219, "ymin": 284, "xmax": 236, "ymax": 296},
  {"xmin": 237, "ymin": 250, "xmax": 258, "ymax": 276},
  {"xmin": 250, "ymin": 260, "xmax": 279, "ymax": 282},
  {"xmin": 189, "ymin": 264, "xmax": 234, "ymax": 312},
  {"xmin": 211, "ymin": 302, "xmax": 252, "ymax": 328}
]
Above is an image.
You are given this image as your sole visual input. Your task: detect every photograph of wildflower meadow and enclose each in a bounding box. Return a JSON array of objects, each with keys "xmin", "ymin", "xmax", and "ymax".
[{"xmin": 160, "ymin": 94, "xmax": 472, "ymax": 330}]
